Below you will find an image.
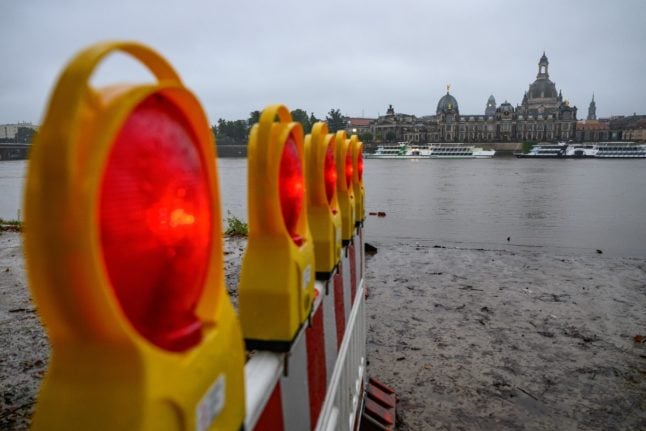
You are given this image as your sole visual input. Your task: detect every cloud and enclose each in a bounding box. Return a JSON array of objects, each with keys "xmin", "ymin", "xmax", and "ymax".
[{"xmin": 1, "ymin": 0, "xmax": 645, "ymax": 124}]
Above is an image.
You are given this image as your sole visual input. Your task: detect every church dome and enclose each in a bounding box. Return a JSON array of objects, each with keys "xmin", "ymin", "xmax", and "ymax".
[
  {"xmin": 529, "ymin": 78, "xmax": 558, "ymax": 99},
  {"xmin": 498, "ymin": 101, "xmax": 514, "ymax": 115},
  {"xmin": 437, "ymin": 92, "xmax": 459, "ymax": 115}
]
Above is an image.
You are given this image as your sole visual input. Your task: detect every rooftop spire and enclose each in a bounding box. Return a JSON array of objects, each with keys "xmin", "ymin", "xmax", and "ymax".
[
  {"xmin": 537, "ymin": 52, "xmax": 549, "ymax": 78},
  {"xmin": 587, "ymin": 93, "xmax": 597, "ymax": 120}
]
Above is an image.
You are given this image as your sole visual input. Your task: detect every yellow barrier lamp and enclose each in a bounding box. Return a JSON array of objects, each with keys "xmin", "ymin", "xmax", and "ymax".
[
  {"xmin": 238, "ymin": 105, "xmax": 315, "ymax": 352},
  {"xmin": 24, "ymin": 41, "xmax": 245, "ymax": 431},
  {"xmin": 350, "ymin": 135, "xmax": 365, "ymax": 224},
  {"xmin": 304, "ymin": 122, "xmax": 342, "ymax": 280},
  {"xmin": 335, "ymin": 131, "xmax": 355, "ymax": 243}
]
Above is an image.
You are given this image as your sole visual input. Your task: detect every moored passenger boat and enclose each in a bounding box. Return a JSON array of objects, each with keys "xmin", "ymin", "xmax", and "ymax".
[
  {"xmin": 365, "ymin": 142, "xmax": 495, "ymax": 159},
  {"xmin": 517, "ymin": 142, "xmax": 646, "ymax": 159},
  {"xmin": 364, "ymin": 143, "xmax": 412, "ymax": 159},
  {"xmin": 565, "ymin": 144, "xmax": 596, "ymax": 158},
  {"xmin": 515, "ymin": 143, "xmax": 568, "ymax": 158},
  {"xmin": 428, "ymin": 143, "xmax": 496, "ymax": 158},
  {"xmin": 585, "ymin": 142, "xmax": 646, "ymax": 158}
]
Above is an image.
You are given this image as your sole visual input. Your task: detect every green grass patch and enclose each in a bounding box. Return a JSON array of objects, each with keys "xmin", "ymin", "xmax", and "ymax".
[{"xmin": 224, "ymin": 212, "xmax": 248, "ymax": 237}]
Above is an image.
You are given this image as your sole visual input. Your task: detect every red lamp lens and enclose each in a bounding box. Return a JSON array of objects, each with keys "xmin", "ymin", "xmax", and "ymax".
[
  {"xmin": 279, "ymin": 133, "xmax": 304, "ymax": 245},
  {"xmin": 345, "ymin": 148, "xmax": 353, "ymax": 189},
  {"xmin": 99, "ymin": 94, "xmax": 212, "ymax": 352},
  {"xmin": 357, "ymin": 147, "xmax": 364, "ymax": 182},
  {"xmin": 324, "ymin": 140, "xmax": 337, "ymax": 206}
]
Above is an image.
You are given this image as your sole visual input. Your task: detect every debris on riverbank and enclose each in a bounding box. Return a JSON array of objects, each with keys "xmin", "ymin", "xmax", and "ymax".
[{"xmin": 1, "ymin": 231, "xmax": 645, "ymax": 430}]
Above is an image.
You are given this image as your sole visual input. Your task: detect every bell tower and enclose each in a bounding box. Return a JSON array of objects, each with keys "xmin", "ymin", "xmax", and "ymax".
[
  {"xmin": 587, "ymin": 94, "xmax": 597, "ymax": 120},
  {"xmin": 485, "ymin": 95, "xmax": 496, "ymax": 116},
  {"xmin": 537, "ymin": 51, "xmax": 549, "ymax": 79}
]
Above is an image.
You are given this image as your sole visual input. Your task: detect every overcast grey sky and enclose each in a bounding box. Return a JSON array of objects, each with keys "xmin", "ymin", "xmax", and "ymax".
[{"xmin": 2, "ymin": 0, "xmax": 645, "ymax": 124}]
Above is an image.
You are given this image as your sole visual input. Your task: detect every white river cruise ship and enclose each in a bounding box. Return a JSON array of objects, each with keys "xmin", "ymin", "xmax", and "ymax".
[{"xmin": 365, "ymin": 143, "xmax": 495, "ymax": 159}]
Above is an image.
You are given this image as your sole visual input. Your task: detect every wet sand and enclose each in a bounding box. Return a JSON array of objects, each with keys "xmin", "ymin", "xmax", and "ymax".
[
  {"xmin": 0, "ymin": 232, "xmax": 41, "ymax": 430},
  {"xmin": 1, "ymin": 231, "xmax": 645, "ymax": 430},
  {"xmin": 365, "ymin": 240, "xmax": 646, "ymax": 430}
]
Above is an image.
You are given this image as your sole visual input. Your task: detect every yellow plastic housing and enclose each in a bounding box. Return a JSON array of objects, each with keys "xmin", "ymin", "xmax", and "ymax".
[
  {"xmin": 304, "ymin": 122, "xmax": 342, "ymax": 278},
  {"xmin": 238, "ymin": 105, "xmax": 315, "ymax": 351},
  {"xmin": 335, "ymin": 131, "xmax": 355, "ymax": 242},
  {"xmin": 350, "ymin": 135, "xmax": 365, "ymax": 224},
  {"xmin": 23, "ymin": 41, "xmax": 245, "ymax": 431}
]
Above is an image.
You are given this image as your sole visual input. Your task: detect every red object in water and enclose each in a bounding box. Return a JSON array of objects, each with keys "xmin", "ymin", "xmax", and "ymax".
[
  {"xmin": 99, "ymin": 94, "xmax": 212, "ymax": 352},
  {"xmin": 324, "ymin": 139, "xmax": 337, "ymax": 206},
  {"xmin": 279, "ymin": 133, "xmax": 304, "ymax": 245}
]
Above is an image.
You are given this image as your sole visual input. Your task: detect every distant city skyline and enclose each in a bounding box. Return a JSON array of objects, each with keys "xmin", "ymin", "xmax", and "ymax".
[{"xmin": 1, "ymin": 0, "xmax": 645, "ymax": 124}]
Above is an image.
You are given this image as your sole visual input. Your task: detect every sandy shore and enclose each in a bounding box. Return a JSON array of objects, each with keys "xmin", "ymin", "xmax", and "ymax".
[
  {"xmin": 365, "ymin": 240, "xmax": 646, "ymax": 430},
  {"xmin": 1, "ymin": 231, "xmax": 645, "ymax": 430},
  {"xmin": 0, "ymin": 231, "xmax": 41, "ymax": 430}
]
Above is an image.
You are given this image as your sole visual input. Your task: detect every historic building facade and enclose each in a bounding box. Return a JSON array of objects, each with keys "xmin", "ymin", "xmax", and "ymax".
[
  {"xmin": 0, "ymin": 122, "xmax": 38, "ymax": 140},
  {"xmin": 370, "ymin": 53, "xmax": 578, "ymax": 143}
]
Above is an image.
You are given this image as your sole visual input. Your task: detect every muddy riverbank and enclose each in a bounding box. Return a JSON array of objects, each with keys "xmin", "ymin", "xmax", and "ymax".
[
  {"xmin": 365, "ymin": 240, "xmax": 646, "ymax": 430},
  {"xmin": 1, "ymin": 231, "xmax": 645, "ymax": 430}
]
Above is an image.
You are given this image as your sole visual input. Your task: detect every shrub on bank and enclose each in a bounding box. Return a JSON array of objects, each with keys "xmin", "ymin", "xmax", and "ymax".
[{"xmin": 224, "ymin": 212, "xmax": 248, "ymax": 236}]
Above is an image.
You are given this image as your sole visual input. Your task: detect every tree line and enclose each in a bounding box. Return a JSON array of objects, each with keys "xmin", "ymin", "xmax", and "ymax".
[{"xmin": 212, "ymin": 108, "xmax": 348, "ymax": 146}]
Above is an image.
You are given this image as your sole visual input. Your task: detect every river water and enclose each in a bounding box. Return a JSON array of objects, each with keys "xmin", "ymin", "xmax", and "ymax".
[{"xmin": 2, "ymin": 157, "xmax": 645, "ymax": 256}]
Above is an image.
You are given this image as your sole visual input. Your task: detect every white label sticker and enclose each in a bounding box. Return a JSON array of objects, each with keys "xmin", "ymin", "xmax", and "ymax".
[
  {"xmin": 196, "ymin": 375, "xmax": 225, "ymax": 431},
  {"xmin": 303, "ymin": 265, "xmax": 311, "ymax": 288}
]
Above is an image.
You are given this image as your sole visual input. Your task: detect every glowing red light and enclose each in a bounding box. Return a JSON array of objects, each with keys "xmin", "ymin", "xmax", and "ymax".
[
  {"xmin": 279, "ymin": 133, "xmax": 304, "ymax": 245},
  {"xmin": 99, "ymin": 94, "xmax": 212, "ymax": 352},
  {"xmin": 357, "ymin": 147, "xmax": 364, "ymax": 182},
  {"xmin": 324, "ymin": 139, "xmax": 337, "ymax": 206},
  {"xmin": 345, "ymin": 148, "xmax": 353, "ymax": 189}
]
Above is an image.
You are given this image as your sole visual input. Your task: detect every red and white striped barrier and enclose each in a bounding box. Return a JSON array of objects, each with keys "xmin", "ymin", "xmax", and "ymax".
[{"xmin": 244, "ymin": 227, "xmax": 367, "ymax": 430}]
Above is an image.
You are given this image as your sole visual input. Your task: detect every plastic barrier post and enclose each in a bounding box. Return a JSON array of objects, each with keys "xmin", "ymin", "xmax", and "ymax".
[
  {"xmin": 241, "ymin": 123, "xmax": 372, "ymax": 431},
  {"xmin": 239, "ymin": 104, "xmax": 316, "ymax": 352},
  {"xmin": 24, "ymin": 41, "xmax": 245, "ymax": 431},
  {"xmin": 304, "ymin": 122, "xmax": 342, "ymax": 280},
  {"xmin": 350, "ymin": 135, "xmax": 365, "ymax": 225},
  {"xmin": 335, "ymin": 131, "xmax": 355, "ymax": 244}
]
